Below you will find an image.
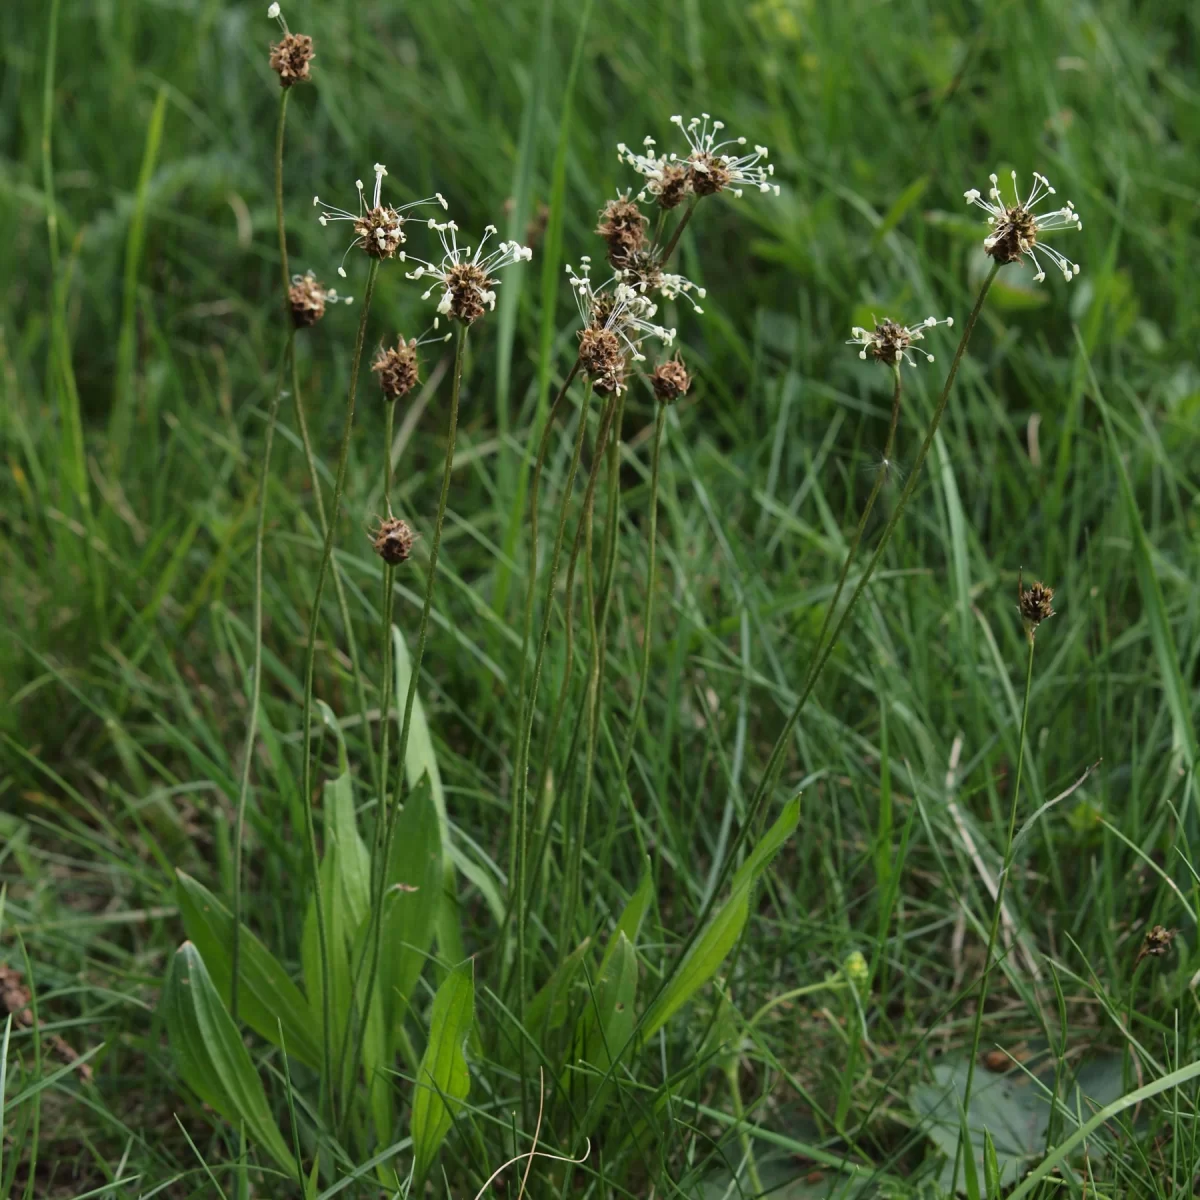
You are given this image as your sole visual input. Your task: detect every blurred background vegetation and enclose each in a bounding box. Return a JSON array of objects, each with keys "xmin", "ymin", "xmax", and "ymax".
[{"xmin": 1, "ymin": 0, "xmax": 1198, "ymax": 1194}]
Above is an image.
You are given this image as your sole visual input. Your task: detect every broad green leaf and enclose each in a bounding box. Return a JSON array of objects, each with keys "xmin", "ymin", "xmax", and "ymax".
[
  {"xmin": 410, "ymin": 958, "xmax": 474, "ymax": 1187},
  {"xmin": 175, "ymin": 871, "xmax": 321, "ymax": 1068},
  {"xmin": 640, "ymin": 797, "xmax": 799, "ymax": 1041},
  {"xmin": 162, "ymin": 942, "xmax": 296, "ymax": 1174},
  {"xmin": 381, "ymin": 772, "xmax": 442, "ymax": 1038},
  {"xmin": 327, "ymin": 771, "xmax": 370, "ymax": 927},
  {"xmin": 600, "ymin": 860, "xmax": 653, "ymax": 974},
  {"xmin": 912, "ymin": 1051, "xmax": 1125, "ymax": 1194},
  {"xmin": 523, "ymin": 937, "xmax": 591, "ymax": 1053},
  {"xmin": 573, "ymin": 933, "xmax": 638, "ymax": 1128},
  {"xmin": 393, "ymin": 628, "xmax": 466, "ymax": 969},
  {"xmin": 346, "ymin": 911, "xmax": 395, "ymax": 1150},
  {"xmin": 302, "ymin": 849, "xmax": 353, "ymax": 1065}
]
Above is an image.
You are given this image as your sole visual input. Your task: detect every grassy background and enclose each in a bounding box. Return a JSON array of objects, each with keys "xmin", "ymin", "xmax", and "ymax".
[{"xmin": 2, "ymin": 0, "xmax": 1199, "ymax": 1194}]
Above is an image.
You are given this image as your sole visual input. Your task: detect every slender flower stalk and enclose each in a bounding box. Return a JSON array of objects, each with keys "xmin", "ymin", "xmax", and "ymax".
[
  {"xmin": 351, "ymin": 325, "xmax": 468, "ymax": 1085},
  {"xmin": 231, "ymin": 79, "xmax": 294, "ymax": 1023},
  {"xmin": 617, "ymin": 395, "xmax": 668, "ymax": 780},
  {"xmin": 299, "ymin": 256, "xmax": 380, "ymax": 1113},
  {"xmin": 952, "ymin": 628, "xmax": 1040, "ymax": 1192},
  {"xmin": 231, "ymin": 330, "xmax": 291, "ymax": 1023},
  {"xmin": 633, "ymin": 263, "xmax": 1002, "ymax": 1032}
]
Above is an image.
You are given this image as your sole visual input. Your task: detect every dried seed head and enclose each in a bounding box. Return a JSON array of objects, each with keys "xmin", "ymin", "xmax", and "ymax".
[
  {"xmin": 650, "ymin": 353, "xmax": 691, "ymax": 403},
  {"xmin": 597, "ymin": 193, "xmax": 648, "ymax": 267},
  {"xmin": 267, "ymin": 8, "xmax": 314, "ymax": 87},
  {"xmin": 1135, "ymin": 924, "xmax": 1177, "ymax": 966},
  {"xmin": 372, "ymin": 337, "xmax": 420, "ymax": 400},
  {"xmin": 578, "ymin": 325, "xmax": 625, "ymax": 394},
  {"xmin": 371, "ymin": 517, "xmax": 415, "ymax": 565},
  {"xmin": 1017, "ymin": 571, "xmax": 1056, "ymax": 637},
  {"xmin": 655, "ymin": 162, "xmax": 692, "ymax": 210},
  {"xmin": 965, "ymin": 171, "xmax": 1082, "ymax": 282},
  {"xmin": 287, "ymin": 270, "xmax": 350, "ymax": 327}
]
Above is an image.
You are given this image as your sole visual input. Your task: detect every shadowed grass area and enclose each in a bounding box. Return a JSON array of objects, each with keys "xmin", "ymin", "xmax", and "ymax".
[{"xmin": 2, "ymin": 0, "xmax": 1199, "ymax": 1195}]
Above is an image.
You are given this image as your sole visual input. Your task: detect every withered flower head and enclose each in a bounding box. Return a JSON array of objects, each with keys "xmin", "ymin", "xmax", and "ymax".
[
  {"xmin": 617, "ymin": 247, "xmax": 707, "ymax": 314},
  {"xmin": 372, "ymin": 337, "xmax": 420, "ymax": 400},
  {"xmin": 267, "ymin": 6, "xmax": 314, "ymax": 87},
  {"xmin": 848, "ymin": 315, "xmax": 953, "ymax": 368},
  {"xmin": 650, "ymin": 354, "xmax": 691, "ymax": 403},
  {"xmin": 1135, "ymin": 924, "xmax": 1177, "ymax": 966},
  {"xmin": 1017, "ymin": 571, "xmax": 1056, "ymax": 636},
  {"xmin": 288, "ymin": 270, "xmax": 351, "ymax": 327},
  {"xmin": 371, "ymin": 516, "xmax": 416, "ymax": 565},
  {"xmin": 965, "ymin": 170, "xmax": 1082, "ymax": 282},
  {"xmin": 567, "ymin": 257, "xmax": 675, "ymax": 377},
  {"xmin": 407, "ymin": 221, "xmax": 532, "ymax": 323},
  {"xmin": 578, "ymin": 326, "xmax": 625, "ymax": 394},
  {"xmin": 597, "ymin": 191, "xmax": 648, "ymax": 267},
  {"xmin": 314, "ymin": 163, "xmax": 449, "ymax": 277}
]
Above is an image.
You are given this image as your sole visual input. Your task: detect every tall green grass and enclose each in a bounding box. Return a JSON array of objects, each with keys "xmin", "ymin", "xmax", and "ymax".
[{"xmin": 2, "ymin": 0, "xmax": 1199, "ymax": 1196}]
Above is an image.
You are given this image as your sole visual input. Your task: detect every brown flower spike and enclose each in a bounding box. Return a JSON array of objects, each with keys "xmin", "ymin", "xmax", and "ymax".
[
  {"xmin": 1017, "ymin": 571, "xmax": 1055, "ymax": 638},
  {"xmin": 372, "ymin": 337, "xmax": 420, "ymax": 400},
  {"xmin": 597, "ymin": 193, "xmax": 648, "ymax": 267},
  {"xmin": 650, "ymin": 354, "xmax": 690, "ymax": 403},
  {"xmin": 267, "ymin": 6, "xmax": 313, "ymax": 87},
  {"xmin": 578, "ymin": 326, "xmax": 626, "ymax": 396},
  {"xmin": 1135, "ymin": 924, "xmax": 1177, "ymax": 966},
  {"xmin": 371, "ymin": 517, "xmax": 415, "ymax": 565},
  {"xmin": 288, "ymin": 271, "xmax": 350, "ymax": 327},
  {"xmin": 964, "ymin": 171, "xmax": 1082, "ymax": 282}
]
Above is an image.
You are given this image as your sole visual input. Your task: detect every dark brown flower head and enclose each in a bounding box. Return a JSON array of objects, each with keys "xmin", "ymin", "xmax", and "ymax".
[
  {"xmin": 371, "ymin": 517, "xmax": 415, "ymax": 565},
  {"xmin": 597, "ymin": 193, "xmax": 648, "ymax": 267},
  {"xmin": 372, "ymin": 337, "xmax": 420, "ymax": 400},
  {"xmin": 616, "ymin": 245, "xmax": 663, "ymax": 293},
  {"xmin": 965, "ymin": 171, "xmax": 1082, "ymax": 282},
  {"xmin": 315, "ymin": 165, "xmax": 449, "ymax": 279},
  {"xmin": 650, "ymin": 354, "xmax": 691, "ymax": 404},
  {"xmin": 287, "ymin": 271, "xmax": 350, "ymax": 327},
  {"xmin": 687, "ymin": 152, "xmax": 733, "ymax": 197},
  {"xmin": 1135, "ymin": 924, "xmax": 1177, "ymax": 966},
  {"xmin": 578, "ymin": 325, "xmax": 625, "ymax": 393},
  {"xmin": 267, "ymin": 8, "xmax": 313, "ymax": 86},
  {"xmin": 1017, "ymin": 571, "xmax": 1056, "ymax": 636},
  {"xmin": 849, "ymin": 316, "xmax": 952, "ymax": 368},
  {"xmin": 441, "ymin": 262, "xmax": 497, "ymax": 324}
]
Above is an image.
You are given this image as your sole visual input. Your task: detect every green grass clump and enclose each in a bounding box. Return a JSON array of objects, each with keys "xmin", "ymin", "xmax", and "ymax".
[{"xmin": 2, "ymin": 0, "xmax": 1199, "ymax": 1196}]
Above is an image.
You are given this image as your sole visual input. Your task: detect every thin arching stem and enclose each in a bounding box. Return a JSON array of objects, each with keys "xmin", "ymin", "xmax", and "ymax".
[
  {"xmin": 801, "ymin": 364, "xmax": 903, "ymax": 697},
  {"xmin": 349, "ymin": 324, "xmax": 468, "ymax": 1085},
  {"xmin": 615, "ymin": 398, "xmax": 667, "ymax": 787},
  {"xmin": 657, "ymin": 195, "xmax": 698, "ymax": 265},
  {"xmin": 633, "ymin": 262, "xmax": 1002, "ymax": 1028},
  {"xmin": 231, "ymin": 329, "xmax": 292, "ymax": 1022},
  {"xmin": 299, "ymin": 255, "xmax": 380, "ymax": 1116},
  {"xmin": 952, "ymin": 632, "xmax": 1037, "ymax": 1192}
]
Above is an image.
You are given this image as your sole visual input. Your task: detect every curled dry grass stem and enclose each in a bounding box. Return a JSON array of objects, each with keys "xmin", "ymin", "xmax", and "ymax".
[{"xmin": 299, "ymin": 255, "xmax": 381, "ymax": 1122}]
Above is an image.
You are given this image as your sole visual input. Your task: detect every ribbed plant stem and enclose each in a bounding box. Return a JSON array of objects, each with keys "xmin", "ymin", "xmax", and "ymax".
[
  {"xmin": 617, "ymin": 401, "xmax": 667, "ymax": 780},
  {"xmin": 231, "ymin": 84, "xmax": 293, "ymax": 1024},
  {"xmin": 658, "ymin": 195, "xmax": 698, "ymax": 265},
  {"xmin": 371, "ymin": 398, "xmax": 398, "ymax": 874},
  {"xmin": 231, "ymin": 330, "xmax": 292, "ymax": 1022},
  {"xmin": 504, "ymin": 380, "xmax": 596, "ymax": 999},
  {"xmin": 637, "ymin": 263, "xmax": 1001, "ymax": 1023},
  {"xmin": 801, "ymin": 365, "xmax": 902, "ymax": 696},
  {"xmin": 952, "ymin": 633, "xmax": 1037, "ymax": 1192},
  {"xmin": 348, "ymin": 325, "xmax": 467, "ymax": 1088},
  {"xmin": 299, "ymin": 255, "xmax": 379, "ymax": 1118}
]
